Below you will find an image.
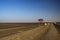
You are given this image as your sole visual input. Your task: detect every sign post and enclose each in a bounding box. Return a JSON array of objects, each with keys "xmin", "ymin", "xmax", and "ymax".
[{"xmin": 38, "ymin": 19, "xmax": 43, "ymax": 26}]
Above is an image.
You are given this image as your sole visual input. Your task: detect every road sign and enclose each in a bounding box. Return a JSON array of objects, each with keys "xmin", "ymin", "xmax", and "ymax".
[
  {"xmin": 37, "ymin": 19, "xmax": 44, "ymax": 26},
  {"xmin": 38, "ymin": 19, "xmax": 43, "ymax": 22}
]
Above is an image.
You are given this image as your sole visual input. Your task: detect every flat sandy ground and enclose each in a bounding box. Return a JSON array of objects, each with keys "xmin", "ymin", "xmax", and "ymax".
[
  {"xmin": 0, "ymin": 23, "xmax": 60, "ymax": 40},
  {"xmin": 0, "ymin": 23, "xmax": 39, "ymax": 38},
  {"xmin": 0, "ymin": 23, "xmax": 38, "ymax": 29}
]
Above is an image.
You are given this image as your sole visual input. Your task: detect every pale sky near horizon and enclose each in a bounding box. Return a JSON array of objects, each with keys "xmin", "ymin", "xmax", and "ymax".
[{"xmin": 0, "ymin": 0, "xmax": 60, "ymax": 23}]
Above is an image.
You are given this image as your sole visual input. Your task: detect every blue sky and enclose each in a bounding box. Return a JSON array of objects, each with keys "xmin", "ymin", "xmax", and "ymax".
[{"xmin": 0, "ymin": 0, "xmax": 60, "ymax": 22}]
